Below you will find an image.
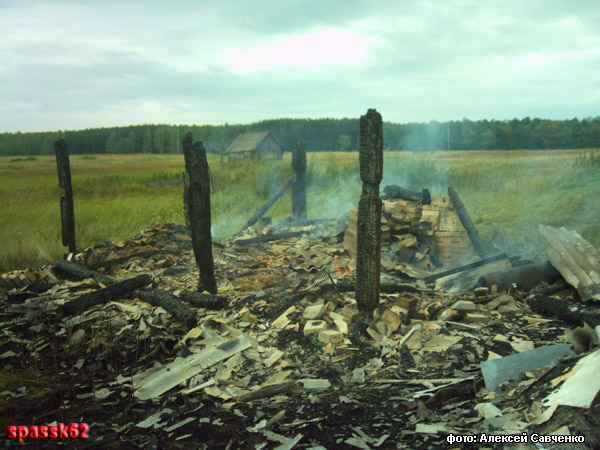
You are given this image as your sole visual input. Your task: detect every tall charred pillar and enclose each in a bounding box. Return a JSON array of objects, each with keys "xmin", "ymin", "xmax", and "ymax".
[
  {"xmin": 292, "ymin": 141, "xmax": 307, "ymax": 223},
  {"xmin": 183, "ymin": 133, "xmax": 217, "ymax": 294},
  {"xmin": 54, "ymin": 139, "xmax": 77, "ymax": 254},
  {"xmin": 356, "ymin": 109, "xmax": 383, "ymax": 317}
]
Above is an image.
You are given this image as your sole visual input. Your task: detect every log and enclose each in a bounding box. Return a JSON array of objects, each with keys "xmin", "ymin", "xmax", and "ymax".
[
  {"xmin": 528, "ymin": 294, "xmax": 600, "ymax": 327},
  {"xmin": 356, "ymin": 108, "xmax": 383, "ymax": 317},
  {"xmin": 531, "ymin": 280, "xmax": 571, "ymax": 296},
  {"xmin": 86, "ymin": 250, "xmax": 162, "ymax": 270},
  {"xmin": 183, "ymin": 134, "xmax": 217, "ymax": 294},
  {"xmin": 62, "ymin": 274, "xmax": 152, "ymax": 315},
  {"xmin": 180, "ymin": 290, "xmax": 227, "ymax": 310},
  {"xmin": 138, "ymin": 289, "xmax": 197, "ymax": 328},
  {"xmin": 54, "ymin": 259, "xmax": 114, "ymax": 286},
  {"xmin": 292, "ymin": 141, "xmax": 307, "ymax": 223},
  {"xmin": 447, "ymin": 186, "xmax": 487, "ymax": 259},
  {"xmin": 237, "ymin": 177, "xmax": 294, "ymax": 234},
  {"xmin": 233, "ymin": 230, "xmax": 306, "ymax": 245},
  {"xmin": 476, "ymin": 261, "xmax": 561, "ymax": 292},
  {"xmin": 384, "ymin": 185, "xmax": 431, "ymax": 205},
  {"xmin": 54, "ymin": 139, "xmax": 76, "ymax": 253}
]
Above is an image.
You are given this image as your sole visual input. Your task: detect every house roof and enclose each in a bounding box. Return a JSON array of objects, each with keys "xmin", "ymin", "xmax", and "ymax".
[{"xmin": 226, "ymin": 131, "xmax": 279, "ymax": 154}]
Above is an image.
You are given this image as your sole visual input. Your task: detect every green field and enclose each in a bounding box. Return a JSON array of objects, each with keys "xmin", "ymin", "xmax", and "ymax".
[{"xmin": 1, "ymin": 150, "xmax": 600, "ymax": 273}]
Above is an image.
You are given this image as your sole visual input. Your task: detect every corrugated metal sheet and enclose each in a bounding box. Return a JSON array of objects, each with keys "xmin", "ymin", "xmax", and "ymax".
[{"xmin": 539, "ymin": 224, "xmax": 600, "ymax": 302}]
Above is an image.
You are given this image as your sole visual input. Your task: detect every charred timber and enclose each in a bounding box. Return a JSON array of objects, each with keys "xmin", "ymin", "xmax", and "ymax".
[
  {"xmin": 384, "ymin": 185, "xmax": 431, "ymax": 205},
  {"xmin": 356, "ymin": 109, "xmax": 383, "ymax": 317},
  {"xmin": 531, "ymin": 280, "xmax": 571, "ymax": 296},
  {"xmin": 138, "ymin": 289, "xmax": 197, "ymax": 328},
  {"xmin": 528, "ymin": 294, "xmax": 600, "ymax": 327},
  {"xmin": 54, "ymin": 139, "xmax": 76, "ymax": 253},
  {"xmin": 477, "ymin": 261, "xmax": 561, "ymax": 292},
  {"xmin": 292, "ymin": 141, "xmax": 307, "ymax": 223},
  {"xmin": 86, "ymin": 250, "xmax": 162, "ymax": 270},
  {"xmin": 180, "ymin": 290, "xmax": 227, "ymax": 310},
  {"xmin": 183, "ymin": 134, "xmax": 217, "ymax": 294},
  {"xmin": 54, "ymin": 259, "xmax": 115, "ymax": 286},
  {"xmin": 238, "ymin": 177, "xmax": 295, "ymax": 234},
  {"xmin": 447, "ymin": 186, "xmax": 487, "ymax": 259},
  {"xmin": 62, "ymin": 274, "xmax": 152, "ymax": 315}
]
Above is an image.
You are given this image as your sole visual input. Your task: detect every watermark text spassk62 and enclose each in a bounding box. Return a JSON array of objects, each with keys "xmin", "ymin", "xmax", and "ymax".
[{"xmin": 6, "ymin": 423, "xmax": 89, "ymax": 443}]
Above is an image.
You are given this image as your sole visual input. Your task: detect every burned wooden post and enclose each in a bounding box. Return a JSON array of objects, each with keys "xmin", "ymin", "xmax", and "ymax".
[
  {"xmin": 292, "ymin": 141, "xmax": 307, "ymax": 223},
  {"xmin": 54, "ymin": 139, "xmax": 77, "ymax": 254},
  {"xmin": 183, "ymin": 133, "xmax": 217, "ymax": 294},
  {"xmin": 355, "ymin": 109, "xmax": 383, "ymax": 317},
  {"xmin": 447, "ymin": 186, "xmax": 487, "ymax": 259}
]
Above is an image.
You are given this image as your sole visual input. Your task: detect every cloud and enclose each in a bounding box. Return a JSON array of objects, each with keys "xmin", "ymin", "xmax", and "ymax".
[{"xmin": 0, "ymin": 0, "xmax": 599, "ymax": 132}]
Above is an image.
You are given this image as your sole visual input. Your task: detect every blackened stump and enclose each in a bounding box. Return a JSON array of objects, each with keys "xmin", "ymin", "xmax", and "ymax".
[
  {"xmin": 356, "ymin": 109, "xmax": 383, "ymax": 317},
  {"xmin": 54, "ymin": 139, "xmax": 76, "ymax": 253},
  {"xmin": 183, "ymin": 133, "xmax": 217, "ymax": 294}
]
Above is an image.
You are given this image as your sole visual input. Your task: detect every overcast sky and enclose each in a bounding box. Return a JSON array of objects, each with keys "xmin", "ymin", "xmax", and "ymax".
[{"xmin": 1, "ymin": 0, "xmax": 599, "ymax": 132}]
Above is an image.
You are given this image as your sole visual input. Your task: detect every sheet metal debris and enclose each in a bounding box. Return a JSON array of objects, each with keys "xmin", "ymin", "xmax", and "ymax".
[{"xmin": 481, "ymin": 343, "xmax": 571, "ymax": 392}]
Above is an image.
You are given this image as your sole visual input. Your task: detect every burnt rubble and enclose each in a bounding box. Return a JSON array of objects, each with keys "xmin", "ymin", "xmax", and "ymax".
[{"xmin": 1, "ymin": 218, "xmax": 600, "ymax": 449}]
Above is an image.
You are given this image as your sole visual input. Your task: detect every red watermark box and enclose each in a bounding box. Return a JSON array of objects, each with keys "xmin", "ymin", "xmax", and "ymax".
[{"xmin": 6, "ymin": 423, "xmax": 89, "ymax": 443}]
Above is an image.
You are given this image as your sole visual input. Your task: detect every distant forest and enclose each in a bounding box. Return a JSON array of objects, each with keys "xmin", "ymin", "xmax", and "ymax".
[{"xmin": 1, "ymin": 117, "xmax": 599, "ymax": 156}]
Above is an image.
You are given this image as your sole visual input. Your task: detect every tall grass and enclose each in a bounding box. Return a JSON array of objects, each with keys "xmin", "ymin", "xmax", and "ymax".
[{"xmin": 1, "ymin": 150, "xmax": 599, "ymax": 273}]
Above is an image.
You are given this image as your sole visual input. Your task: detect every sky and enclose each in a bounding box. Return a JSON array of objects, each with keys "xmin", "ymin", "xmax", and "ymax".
[{"xmin": 1, "ymin": 0, "xmax": 599, "ymax": 132}]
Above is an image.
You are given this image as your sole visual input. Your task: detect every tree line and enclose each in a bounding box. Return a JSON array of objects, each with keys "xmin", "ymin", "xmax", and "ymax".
[{"xmin": 1, "ymin": 117, "xmax": 599, "ymax": 156}]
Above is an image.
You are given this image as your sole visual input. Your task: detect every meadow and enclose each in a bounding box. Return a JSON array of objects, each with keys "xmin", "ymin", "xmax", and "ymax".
[{"xmin": 1, "ymin": 149, "xmax": 599, "ymax": 273}]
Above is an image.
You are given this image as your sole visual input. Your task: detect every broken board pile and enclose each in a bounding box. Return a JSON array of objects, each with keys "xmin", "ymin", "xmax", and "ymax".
[{"xmin": 344, "ymin": 195, "xmax": 471, "ymax": 270}]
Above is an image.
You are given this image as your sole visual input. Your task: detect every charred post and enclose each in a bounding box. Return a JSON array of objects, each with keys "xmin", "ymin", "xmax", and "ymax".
[
  {"xmin": 292, "ymin": 141, "xmax": 307, "ymax": 223},
  {"xmin": 183, "ymin": 133, "xmax": 217, "ymax": 294},
  {"xmin": 447, "ymin": 186, "xmax": 487, "ymax": 259},
  {"xmin": 54, "ymin": 139, "xmax": 77, "ymax": 253},
  {"xmin": 355, "ymin": 109, "xmax": 383, "ymax": 317}
]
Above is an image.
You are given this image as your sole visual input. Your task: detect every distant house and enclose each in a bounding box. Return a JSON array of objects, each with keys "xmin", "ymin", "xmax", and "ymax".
[{"xmin": 226, "ymin": 131, "xmax": 283, "ymax": 161}]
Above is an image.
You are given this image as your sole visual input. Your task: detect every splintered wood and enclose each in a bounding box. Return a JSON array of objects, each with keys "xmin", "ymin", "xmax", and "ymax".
[
  {"xmin": 539, "ymin": 224, "xmax": 600, "ymax": 302},
  {"xmin": 344, "ymin": 195, "xmax": 470, "ymax": 269}
]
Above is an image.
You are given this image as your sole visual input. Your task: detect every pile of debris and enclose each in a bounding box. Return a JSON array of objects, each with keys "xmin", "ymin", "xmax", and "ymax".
[
  {"xmin": 344, "ymin": 192, "xmax": 471, "ymax": 273},
  {"xmin": 1, "ymin": 221, "xmax": 600, "ymax": 448}
]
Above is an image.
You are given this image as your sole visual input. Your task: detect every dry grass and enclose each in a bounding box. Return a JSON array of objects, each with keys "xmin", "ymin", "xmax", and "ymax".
[{"xmin": 1, "ymin": 149, "xmax": 599, "ymax": 273}]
